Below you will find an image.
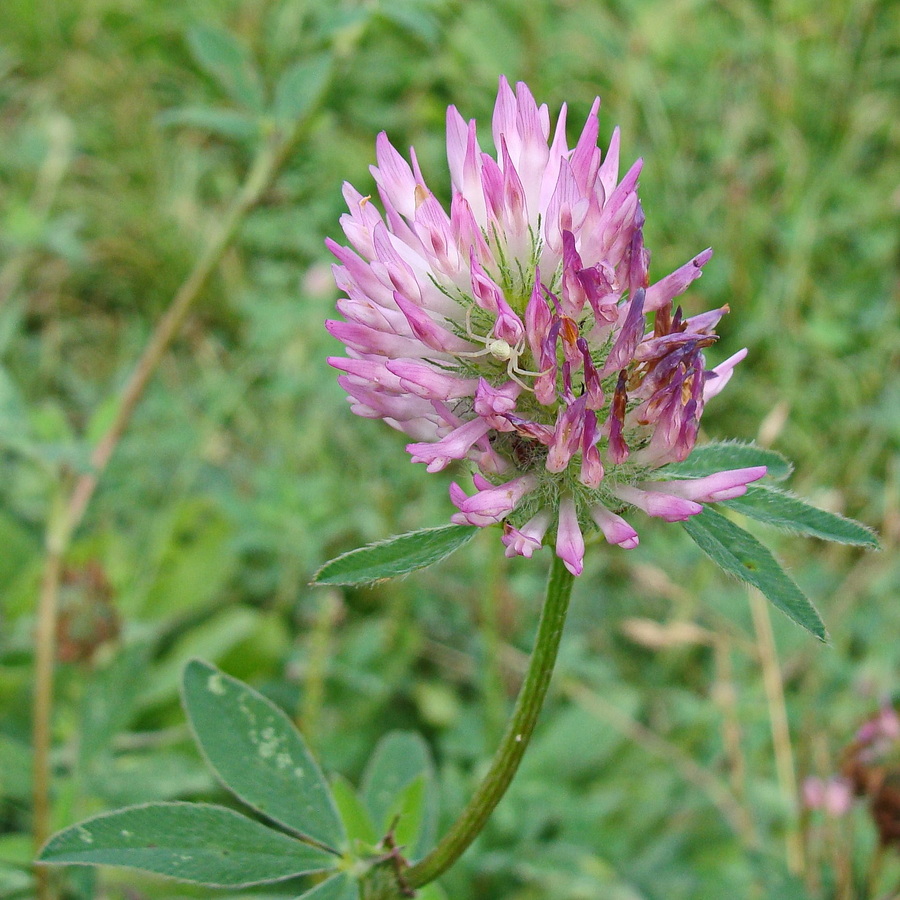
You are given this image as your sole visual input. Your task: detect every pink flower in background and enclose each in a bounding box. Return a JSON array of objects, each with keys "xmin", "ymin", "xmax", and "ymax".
[
  {"xmin": 856, "ymin": 704, "xmax": 900, "ymax": 745},
  {"xmin": 327, "ymin": 77, "xmax": 765, "ymax": 575},
  {"xmin": 803, "ymin": 776, "xmax": 853, "ymax": 818}
]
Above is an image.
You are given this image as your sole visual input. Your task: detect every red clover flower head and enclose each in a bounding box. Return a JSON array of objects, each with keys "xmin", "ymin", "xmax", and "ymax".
[{"xmin": 326, "ymin": 77, "xmax": 766, "ymax": 575}]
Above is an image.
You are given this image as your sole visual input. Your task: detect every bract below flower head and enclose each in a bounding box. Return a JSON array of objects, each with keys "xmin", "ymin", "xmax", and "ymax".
[{"xmin": 326, "ymin": 77, "xmax": 765, "ymax": 575}]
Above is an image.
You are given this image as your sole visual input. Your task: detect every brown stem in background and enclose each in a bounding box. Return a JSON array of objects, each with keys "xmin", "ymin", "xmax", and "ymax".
[{"xmin": 31, "ymin": 132, "xmax": 293, "ymax": 900}]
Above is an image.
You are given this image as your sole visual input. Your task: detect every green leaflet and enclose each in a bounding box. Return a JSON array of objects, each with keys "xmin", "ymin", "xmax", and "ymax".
[
  {"xmin": 313, "ymin": 525, "xmax": 477, "ymax": 586},
  {"xmin": 361, "ymin": 731, "xmax": 438, "ymax": 859},
  {"xmin": 182, "ymin": 660, "xmax": 345, "ymax": 850},
  {"xmin": 274, "ymin": 54, "xmax": 333, "ymax": 126},
  {"xmin": 682, "ymin": 507, "xmax": 827, "ymax": 641},
  {"xmin": 186, "ymin": 25, "xmax": 265, "ymax": 111},
  {"xmin": 330, "ymin": 775, "xmax": 378, "ymax": 847},
  {"xmin": 723, "ymin": 485, "xmax": 879, "ymax": 548},
  {"xmin": 38, "ymin": 803, "xmax": 337, "ymax": 887},
  {"xmin": 665, "ymin": 441, "xmax": 792, "ymax": 480},
  {"xmin": 385, "ymin": 776, "xmax": 428, "ymax": 857},
  {"xmin": 298, "ymin": 872, "xmax": 360, "ymax": 899}
]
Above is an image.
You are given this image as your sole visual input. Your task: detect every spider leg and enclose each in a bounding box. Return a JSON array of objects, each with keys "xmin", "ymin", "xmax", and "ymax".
[
  {"xmin": 505, "ymin": 362, "xmax": 535, "ymax": 391},
  {"xmin": 455, "ymin": 346, "xmax": 492, "ymax": 359},
  {"xmin": 464, "ymin": 305, "xmax": 473, "ymax": 336},
  {"xmin": 508, "ymin": 339, "xmax": 543, "ymax": 379}
]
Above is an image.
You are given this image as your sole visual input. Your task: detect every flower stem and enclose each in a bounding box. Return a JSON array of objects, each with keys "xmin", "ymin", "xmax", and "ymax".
[{"xmin": 404, "ymin": 554, "xmax": 575, "ymax": 889}]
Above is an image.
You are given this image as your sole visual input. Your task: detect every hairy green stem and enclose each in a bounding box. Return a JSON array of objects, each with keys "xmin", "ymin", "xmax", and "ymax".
[
  {"xmin": 31, "ymin": 132, "xmax": 293, "ymax": 900},
  {"xmin": 404, "ymin": 555, "xmax": 575, "ymax": 889}
]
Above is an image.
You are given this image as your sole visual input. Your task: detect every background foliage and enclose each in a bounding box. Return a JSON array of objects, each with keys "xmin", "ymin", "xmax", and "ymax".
[{"xmin": 1, "ymin": 0, "xmax": 898, "ymax": 897}]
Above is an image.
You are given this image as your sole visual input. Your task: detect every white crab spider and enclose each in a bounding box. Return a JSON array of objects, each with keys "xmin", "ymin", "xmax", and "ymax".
[{"xmin": 453, "ymin": 306, "xmax": 543, "ymax": 390}]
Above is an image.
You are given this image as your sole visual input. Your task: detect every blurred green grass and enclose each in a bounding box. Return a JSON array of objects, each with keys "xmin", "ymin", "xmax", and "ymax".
[{"xmin": 1, "ymin": 0, "xmax": 898, "ymax": 897}]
